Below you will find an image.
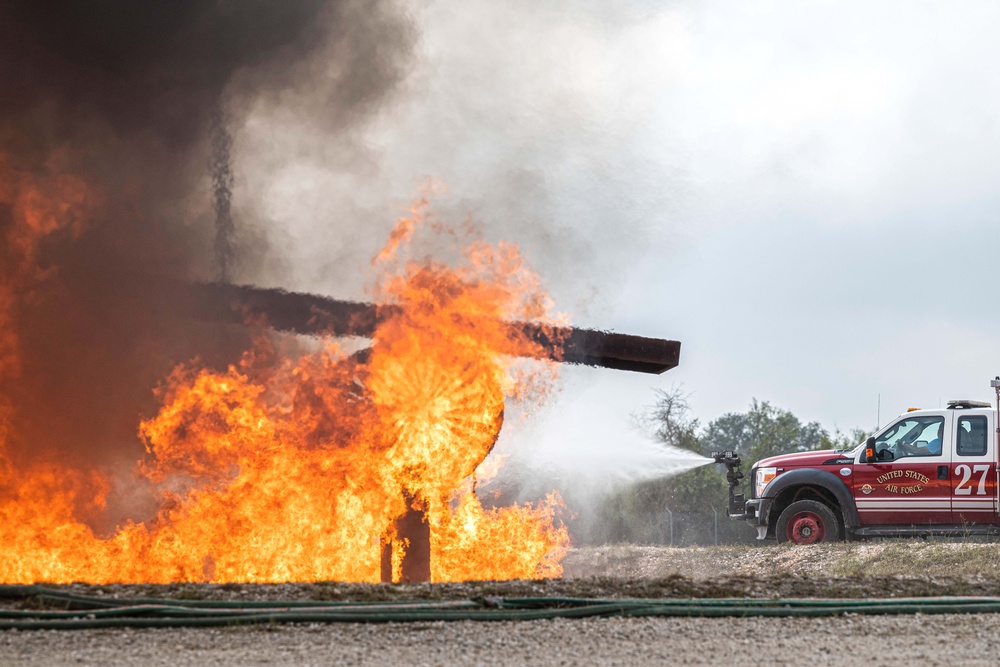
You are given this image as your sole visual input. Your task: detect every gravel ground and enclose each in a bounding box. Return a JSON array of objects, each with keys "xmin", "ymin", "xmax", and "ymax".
[
  {"xmin": 5, "ymin": 614, "xmax": 1000, "ymax": 667},
  {"xmin": 6, "ymin": 542, "xmax": 1000, "ymax": 666}
]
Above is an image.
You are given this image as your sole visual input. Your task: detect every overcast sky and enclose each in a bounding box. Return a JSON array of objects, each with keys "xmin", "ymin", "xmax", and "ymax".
[{"xmin": 238, "ymin": 1, "xmax": 1000, "ymax": 479}]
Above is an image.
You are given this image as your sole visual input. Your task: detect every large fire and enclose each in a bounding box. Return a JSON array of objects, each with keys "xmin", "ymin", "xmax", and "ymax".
[{"xmin": 0, "ymin": 171, "xmax": 569, "ymax": 584}]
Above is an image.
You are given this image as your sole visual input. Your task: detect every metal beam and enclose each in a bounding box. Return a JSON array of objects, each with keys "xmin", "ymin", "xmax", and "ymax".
[{"xmin": 175, "ymin": 282, "xmax": 681, "ymax": 374}]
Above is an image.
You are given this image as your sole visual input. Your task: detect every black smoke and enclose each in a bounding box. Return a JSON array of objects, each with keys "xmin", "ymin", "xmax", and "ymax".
[{"xmin": 0, "ymin": 1, "xmax": 415, "ymax": 476}]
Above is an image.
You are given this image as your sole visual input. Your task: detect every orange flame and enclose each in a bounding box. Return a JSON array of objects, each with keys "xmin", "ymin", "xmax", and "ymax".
[{"xmin": 0, "ymin": 194, "xmax": 570, "ymax": 584}]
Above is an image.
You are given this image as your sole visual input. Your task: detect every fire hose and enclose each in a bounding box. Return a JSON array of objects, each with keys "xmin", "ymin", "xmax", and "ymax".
[{"xmin": 3, "ymin": 585, "xmax": 1000, "ymax": 629}]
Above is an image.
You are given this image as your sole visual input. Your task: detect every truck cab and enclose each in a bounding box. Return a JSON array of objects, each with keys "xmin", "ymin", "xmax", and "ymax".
[{"xmin": 718, "ymin": 400, "xmax": 999, "ymax": 544}]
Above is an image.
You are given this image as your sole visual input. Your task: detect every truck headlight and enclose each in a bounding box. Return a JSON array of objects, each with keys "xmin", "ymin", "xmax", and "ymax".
[{"xmin": 755, "ymin": 467, "xmax": 777, "ymax": 497}]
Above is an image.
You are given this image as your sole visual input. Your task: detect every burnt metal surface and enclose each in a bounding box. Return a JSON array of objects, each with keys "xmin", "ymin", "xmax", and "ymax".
[
  {"xmin": 390, "ymin": 495, "xmax": 431, "ymax": 584},
  {"xmin": 379, "ymin": 496, "xmax": 432, "ymax": 584},
  {"xmin": 176, "ymin": 282, "xmax": 681, "ymax": 374}
]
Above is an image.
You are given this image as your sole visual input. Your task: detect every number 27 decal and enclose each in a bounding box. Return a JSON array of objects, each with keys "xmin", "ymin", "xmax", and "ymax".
[{"xmin": 955, "ymin": 464, "xmax": 992, "ymax": 496}]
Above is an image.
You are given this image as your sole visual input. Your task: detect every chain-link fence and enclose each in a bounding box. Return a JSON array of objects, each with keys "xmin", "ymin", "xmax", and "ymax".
[{"xmin": 571, "ymin": 507, "xmax": 760, "ymax": 547}]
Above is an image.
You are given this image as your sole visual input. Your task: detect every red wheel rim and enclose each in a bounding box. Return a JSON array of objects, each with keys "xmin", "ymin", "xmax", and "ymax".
[{"xmin": 786, "ymin": 511, "xmax": 825, "ymax": 544}]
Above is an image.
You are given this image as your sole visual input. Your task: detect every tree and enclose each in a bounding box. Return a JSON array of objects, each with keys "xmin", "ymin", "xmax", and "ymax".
[
  {"xmin": 587, "ymin": 391, "xmax": 864, "ymax": 546},
  {"xmin": 701, "ymin": 399, "xmax": 829, "ymax": 464},
  {"xmin": 591, "ymin": 387, "xmax": 743, "ymax": 545},
  {"xmin": 635, "ymin": 387, "xmax": 701, "ymax": 453},
  {"xmin": 823, "ymin": 426, "xmax": 870, "ymax": 451}
]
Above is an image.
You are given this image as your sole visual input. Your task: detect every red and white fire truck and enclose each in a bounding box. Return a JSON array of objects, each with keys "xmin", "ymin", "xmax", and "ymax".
[{"xmin": 714, "ymin": 379, "xmax": 1000, "ymax": 544}]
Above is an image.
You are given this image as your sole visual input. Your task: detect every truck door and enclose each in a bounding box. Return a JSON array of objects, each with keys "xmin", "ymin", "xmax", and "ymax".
[
  {"xmin": 950, "ymin": 412, "xmax": 996, "ymax": 524},
  {"xmin": 853, "ymin": 413, "xmax": 952, "ymax": 526}
]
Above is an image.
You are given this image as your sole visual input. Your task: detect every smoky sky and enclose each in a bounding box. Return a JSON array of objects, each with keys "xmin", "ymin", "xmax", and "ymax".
[
  {"xmin": 0, "ymin": 2, "xmax": 328, "ymax": 183},
  {"xmin": 0, "ymin": 1, "xmax": 415, "ymax": 473}
]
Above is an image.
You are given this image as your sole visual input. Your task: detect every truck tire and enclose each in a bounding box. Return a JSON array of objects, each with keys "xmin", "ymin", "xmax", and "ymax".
[{"xmin": 776, "ymin": 500, "xmax": 840, "ymax": 545}]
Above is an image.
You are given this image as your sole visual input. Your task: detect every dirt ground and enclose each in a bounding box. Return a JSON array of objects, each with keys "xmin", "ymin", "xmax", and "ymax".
[{"xmin": 6, "ymin": 542, "xmax": 1000, "ymax": 666}]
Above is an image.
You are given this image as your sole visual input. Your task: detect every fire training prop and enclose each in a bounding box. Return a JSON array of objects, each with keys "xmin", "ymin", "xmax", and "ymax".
[{"xmin": 172, "ymin": 280, "xmax": 682, "ymax": 583}]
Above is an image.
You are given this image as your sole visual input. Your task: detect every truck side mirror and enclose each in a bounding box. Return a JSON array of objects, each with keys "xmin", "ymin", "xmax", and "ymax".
[{"xmin": 863, "ymin": 436, "xmax": 877, "ymax": 463}]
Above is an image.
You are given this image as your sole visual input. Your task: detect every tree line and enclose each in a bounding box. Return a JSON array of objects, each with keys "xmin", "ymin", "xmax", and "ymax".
[{"xmin": 583, "ymin": 388, "xmax": 867, "ymax": 546}]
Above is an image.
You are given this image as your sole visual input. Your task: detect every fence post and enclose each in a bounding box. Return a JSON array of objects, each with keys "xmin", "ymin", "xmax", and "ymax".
[
  {"xmin": 664, "ymin": 507, "xmax": 673, "ymax": 547},
  {"xmin": 712, "ymin": 507, "xmax": 718, "ymax": 546}
]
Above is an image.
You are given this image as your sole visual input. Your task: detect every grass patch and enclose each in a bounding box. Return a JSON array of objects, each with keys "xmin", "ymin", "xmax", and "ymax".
[{"xmin": 830, "ymin": 541, "xmax": 1000, "ymax": 577}]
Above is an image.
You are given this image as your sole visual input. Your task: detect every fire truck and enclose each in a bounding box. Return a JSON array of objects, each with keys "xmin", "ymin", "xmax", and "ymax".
[{"xmin": 713, "ymin": 379, "xmax": 1000, "ymax": 544}]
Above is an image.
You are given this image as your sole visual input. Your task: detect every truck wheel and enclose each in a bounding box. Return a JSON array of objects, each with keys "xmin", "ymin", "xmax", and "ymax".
[{"xmin": 776, "ymin": 500, "xmax": 840, "ymax": 545}]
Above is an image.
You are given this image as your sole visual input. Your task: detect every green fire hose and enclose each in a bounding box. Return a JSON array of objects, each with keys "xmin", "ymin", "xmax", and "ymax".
[{"xmin": 2, "ymin": 585, "xmax": 1000, "ymax": 630}]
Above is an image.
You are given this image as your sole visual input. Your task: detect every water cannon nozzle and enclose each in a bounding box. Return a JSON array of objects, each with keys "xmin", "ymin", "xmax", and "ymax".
[{"xmin": 711, "ymin": 450, "xmax": 740, "ymax": 466}]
